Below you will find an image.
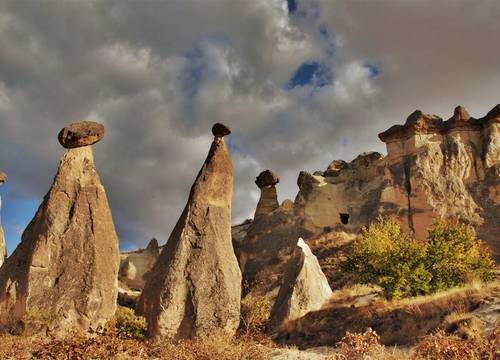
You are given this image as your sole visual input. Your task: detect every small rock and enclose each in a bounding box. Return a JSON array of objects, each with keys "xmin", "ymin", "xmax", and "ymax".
[
  {"xmin": 212, "ymin": 123, "xmax": 231, "ymax": 137},
  {"xmin": 452, "ymin": 105, "xmax": 471, "ymax": 121},
  {"xmin": 58, "ymin": 121, "xmax": 105, "ymax": 148},
  {"xmin": 0, "ymin": 171, "xmax": 6, "ymax": 184}
]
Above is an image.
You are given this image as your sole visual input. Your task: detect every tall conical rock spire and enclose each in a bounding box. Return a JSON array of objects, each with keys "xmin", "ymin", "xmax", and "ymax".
[
  {"xmin": 137, "ymin": 123, "xmax": 241, "ymax": 340},
  {"xmin": 0, "ymin": 121, "xmax": 119, "ymax": 334}
]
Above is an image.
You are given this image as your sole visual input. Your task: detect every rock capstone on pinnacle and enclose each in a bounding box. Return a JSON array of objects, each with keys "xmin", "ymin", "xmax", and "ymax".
[
  {"xmin": 58, "ymin": 121, "xmax": 105, "ymax": 148},
  {"xmin": 255, "ymin": 169, "xmax": 280, "ymax": 188},
  {"xmin": 137, "ymin": 123, "xmax": 241, "ymax": 340},
  {"xmin": 268, "ymin": 238, "xmax": 332, "ymax": 331},
  {"xmin": 254, "ymin": 170, "xmax": 280, "ymax": 219},
  {"xmin": 212, "ymin": 122, "xmax": 231, "ymax": 137},
  {"xmin": 0, "ymin": 126, "xmax": 119, "ymax": 334}
]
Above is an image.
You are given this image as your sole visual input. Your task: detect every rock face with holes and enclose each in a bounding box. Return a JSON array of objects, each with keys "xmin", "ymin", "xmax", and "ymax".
[
  {"xmin": 268, "ymin": 238, "xmax": 332, "ymax": 331},
  {"xmin": 239, "ymin": 105, "xmax": 500, "ymax": 301},
  {"xmin": 294, "ymin": 105, "xmax": 500, "ymax": 260},
  {"xmin": 137, "ymin": 123, "xmax": 241, "ymax": 340},
  {"xmin": 0, "ymin": 171, "xmax": 6, "ymax": 268},
  {"xmin": 254, "ymin": 170, "xmax": 280, "ymax": 219},
  {"xmin": 0, "ymin": 122, "xmax": 120, "ymax": 334},
  {"xmin": 295, "ymin": 151, "xmax": 386, "ymax": 234}
]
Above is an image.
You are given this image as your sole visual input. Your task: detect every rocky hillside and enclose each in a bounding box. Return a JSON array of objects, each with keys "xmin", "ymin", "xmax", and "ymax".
[
  {"xmin": 297, "ymin": 105, "xmax": 499, "ymax": 258},
  {"xmin": 231, "ymin": 105, "xmax": 500, "ymax": 299},
  {"xmin": 121, "ymin": 105, "xmax": 499, "ymax": 301}
]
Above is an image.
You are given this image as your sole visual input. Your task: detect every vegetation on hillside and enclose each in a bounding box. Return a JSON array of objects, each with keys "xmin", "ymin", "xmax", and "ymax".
[{"xmin": 343, "ymin": 217, "xmax": 495, "ymax": 299}]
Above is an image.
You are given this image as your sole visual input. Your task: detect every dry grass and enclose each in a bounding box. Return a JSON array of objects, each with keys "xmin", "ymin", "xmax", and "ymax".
[
  {"xmin": 329, "ymin": 328, "xmax": 410, "ymax": 360},
  {"xmin": 325, "ymin": 326, "xmax": 499, "ymax": 360},
  {"xmin": 240, "ymin": 291, "xmax": 275, "ymax": 333},
  {"xmin": 413, "ymin": 328, "xmax": 499, "ymax": 360},
  {"xmin": 0, "ymin": 331, "xmax": 271, "ymax": 360},
  {"xmin": 326, "ymin": 283, "xmax": 381, "ymax": 308},
  {"xmin": 442, "ymin": 312, "xmax": 484, "ymax": 340},
  {"xmin": 275, "ymin": 283, "xmax": 495, "ymax": 348}
]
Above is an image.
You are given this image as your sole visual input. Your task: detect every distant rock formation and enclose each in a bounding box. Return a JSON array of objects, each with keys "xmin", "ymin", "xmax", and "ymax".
[
  {"xmin": 268, "ymin": 238, "xmax": 332, "ymax": 331},
  {"xmin": 239, "ymin": 105, "xmax": 500, "ymax": 300},
  {"xmin": 295, "ymin": 105, "xmax": 499, "ymax": 259},
  {"xmin": 254, "ymin": 170, "xmax": 280, "ymax": 219},
  {"xmin": 377, "ymin": 105, "xmax": 499, "ymax": 258},
  {"xmin": 137, "ymin": 123, "xmax": 241, "ymax": 340},
  {"xmin": 0, "ymin": 121, "xmax": 120, "ymax": 334},
  {"xmin": 119, "ymin": 238, "xmax": 160, "ymax": 291},
  {"xmin": 0, "ymin": 171, "xmax": 6, "ymax": 268}
]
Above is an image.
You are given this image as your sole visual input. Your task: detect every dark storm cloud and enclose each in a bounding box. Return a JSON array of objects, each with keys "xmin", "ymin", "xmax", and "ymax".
[{"xmin": 0, "ymin": 0, "xmax": 499, "ymax": 250}]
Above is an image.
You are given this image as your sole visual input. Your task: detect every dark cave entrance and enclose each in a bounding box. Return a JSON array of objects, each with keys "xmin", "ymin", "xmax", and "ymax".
[{"xmin": 339, "ymin": 213, "xmax": 350, "ymax": 225}]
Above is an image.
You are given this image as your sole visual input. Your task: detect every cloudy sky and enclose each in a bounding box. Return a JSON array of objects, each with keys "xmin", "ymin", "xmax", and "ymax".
[{"xmin": 1, "ymin": 0, "xmax": 499, "ymax": 252}]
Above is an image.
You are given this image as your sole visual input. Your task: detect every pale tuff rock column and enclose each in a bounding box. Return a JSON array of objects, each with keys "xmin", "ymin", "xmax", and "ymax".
[
  {"xmin": 268, "ymin": 238, "xmax": 332, "ymax": 331},
  {"xmin": 254, "ymin": 169, "xmax": 280, "ymax": 219},
  {"xmin": 0, "ymin": 121, "xmax": 120, "ymax": 334},
  {"xmin": 137, "ymin": 123, "xmax": 242, "ymax": 340},
  {"xmin": 0, "ymin": 171, "xmax": 6, "ymax": 268}
]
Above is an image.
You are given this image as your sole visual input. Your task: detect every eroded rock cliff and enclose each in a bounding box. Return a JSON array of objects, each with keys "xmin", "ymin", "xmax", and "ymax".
[
  {"xmin": 238, "ymin": 105, "xmax": 499, "ymax": 299},
  {"xmin": 294, "ymin": 105, "xmax": 499, "ymax": 259}
]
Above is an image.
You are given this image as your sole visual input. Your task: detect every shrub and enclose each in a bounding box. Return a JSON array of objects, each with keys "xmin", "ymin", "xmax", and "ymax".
[
  {"xmin": 425, "ymin": 220, "xmax": 495, "ymax": 292},
  {"xmin": 240, "ymin": 292, "xmax": 274, "ymax": 333},
  {"xmin": 113, "ymin": 306, "xmax": 147, "ymax": 339},
  {"xmin": 344, "ymin": 217, "xmax": 495, "ymax": 299},
  {"xmin": 332, "ymin": 328, "xmax": 399, "ymax": 360},
  {"xmin": 343, "ymin": 217, "xmax": 431, "ymax": 299},
  {"xmin": 412, "ymin": 328, "xmax": 499, "ymax": 360}
]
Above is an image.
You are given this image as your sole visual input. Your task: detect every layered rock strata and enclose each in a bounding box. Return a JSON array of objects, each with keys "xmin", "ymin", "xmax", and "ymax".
[
  {"xmin": 239, "ymin": 105, "xmax": 500, "ymax": 301},
  {"xmin": 137, "ymin": 123, "xmax": 241, "ymax": 340},
  {"xmin": 0, "ymin": 122, "xmax": 120, "ymax": 334},
  {"xmin": 294, "ymin": 105, "xmax": 499, "ymax": 259}
]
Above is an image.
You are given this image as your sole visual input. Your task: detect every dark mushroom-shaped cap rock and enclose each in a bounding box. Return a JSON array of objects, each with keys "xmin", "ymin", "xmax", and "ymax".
[
  {"xmin": 58, "ymin": 121, "xmax": 105, "ymax": 149},
  {"xmin": 255, "ymin": 169, "xmax": 280, "ymax": 188},
  {"xmin": 212, "ymin": 123, "xmax": 231, "ymax": 137},
  {"xmin": 0, "ymin": 171, "xmax": 6, "ymax": 184}
]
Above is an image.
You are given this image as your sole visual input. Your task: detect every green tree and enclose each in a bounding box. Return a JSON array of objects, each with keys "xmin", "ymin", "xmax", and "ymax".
[
  {"xmin": 344, "ymin": 217, "xmax": 495, "ymax": 299},
  {"xmin": 425, "ymin": 220, "xmax": 495, "ymax": 292},
  {"xmin": 343, "ymin": 217, "xmax": 431, "ymax": 299}
]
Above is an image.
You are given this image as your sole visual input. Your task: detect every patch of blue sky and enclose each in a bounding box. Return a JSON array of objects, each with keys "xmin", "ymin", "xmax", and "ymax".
[
  {"xmin": 318, "ymin": 25, "xmax": 336, "ymax": 58},
  {"xmin": 1, "ymin": 186, "xmax": 39, "ymax": 256},
  {"xmin": 287, "ymin": 61, "xmax": 333, "ymax": 90},
  {"xmin": 287, "ymin": 0, "xmax": 298, "ymax": 14},
  {"xmin": 364, "ymin": 62, "xmax": 381, "ymax": 78}
]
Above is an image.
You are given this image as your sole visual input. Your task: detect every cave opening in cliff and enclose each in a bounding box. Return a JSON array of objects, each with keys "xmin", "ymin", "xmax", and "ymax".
[{"xmin": 340, "ymin": 213, "xmax": 350, "ymax": 225}]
